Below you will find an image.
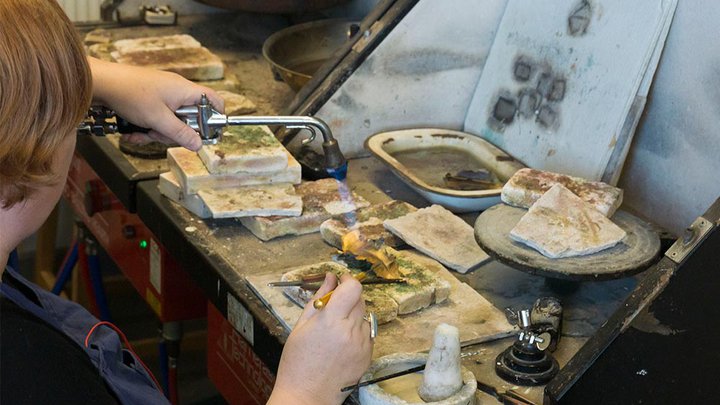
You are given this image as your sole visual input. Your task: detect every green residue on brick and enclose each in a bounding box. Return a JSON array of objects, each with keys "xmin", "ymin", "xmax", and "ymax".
[
  {"xmin": 214, "ymin": 126, "xmax": 280, "ymax": 155},
  {"xmin": 356, "ymin": 201, "xmax": 414, "ymax": 222},
  {"xmin": 383, "ymin": 257, "xmax": 434, "ymax": 293}
]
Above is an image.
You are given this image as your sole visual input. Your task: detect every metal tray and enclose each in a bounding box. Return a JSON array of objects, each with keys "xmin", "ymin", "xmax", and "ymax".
[{"xmin": 365, "ymin": 128, "xmax": 525, "ymax": 212}]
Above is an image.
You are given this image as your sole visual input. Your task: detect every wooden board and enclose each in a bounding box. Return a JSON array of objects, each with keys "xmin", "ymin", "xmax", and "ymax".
[
  {"xmin": 474, "ymin": 204, "xmax": 660, "ymax": 280},
  {"xmin": 246, "ymin": 249, "xmax": 515, "ymax": 359}
]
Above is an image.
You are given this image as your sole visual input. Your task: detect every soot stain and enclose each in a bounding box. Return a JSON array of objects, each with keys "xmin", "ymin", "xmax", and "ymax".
[{"xmin": 568, "ymin": 0, "xmax": 592, "ymax": 36}]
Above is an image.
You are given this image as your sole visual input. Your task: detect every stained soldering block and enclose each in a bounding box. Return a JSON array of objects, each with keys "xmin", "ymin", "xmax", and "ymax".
[
  {"xmin": 381, "ymin": 247, "xmax": 451, "ymax": 314},
  {"xmin": 111, "ymin": 46, "xmax": 224, "ymax": 81},
  {"xmin": 167, "ymin": 147, "xmax": 300, "ymax": 194},
  {"xmin": 509, "ymin": 184, "xmax": 627, "ymax": 258},
  {"xmin": 112, "ymin": 34, "xmax": 201, "ymax": 54},
  {"xmin": 198, "ymin": 126, "xmax": 289, "ymax": 174},
  {"xmin": 384, "ymin": 205, "xmax": 491, "ymax": 274},
  {"xmin": 280, "ymin": 262, "xmax": 399, "ymax": 324},
  {"xmin": 320, "ymin": 200, "xmax": 418, "ymax": 249},
  {"xmin": 196, "ymin": 70, "xmax": 242, "ymax": 93},
  {"xmin": 501, "ymin": 168, "xmax": 623, "ymax": 217},
  {"xmin": 198, "ymin": 184, "xmax": 302, "ymax": 219},
  {"xmin": 217, "ymin": 90, "xmax": 257, "ymax": 116},
  {"xmin": 158, "ymin": 171, "xmax": 212, "ymax": 219},
  {"xmin": 240, "ymin": 178, "xmax": 371, "ymax": 241}
]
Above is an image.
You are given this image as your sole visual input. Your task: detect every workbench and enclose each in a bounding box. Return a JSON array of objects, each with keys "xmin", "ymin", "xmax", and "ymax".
[{"xmin": 73, "ymin": 13, "xmax": 650, "ymax": 404}]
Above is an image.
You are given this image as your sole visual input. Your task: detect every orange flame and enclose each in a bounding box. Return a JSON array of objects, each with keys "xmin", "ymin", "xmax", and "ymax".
[{"xmin": 341, "ymin": 230, "xmax": 402, "ymax": 279}]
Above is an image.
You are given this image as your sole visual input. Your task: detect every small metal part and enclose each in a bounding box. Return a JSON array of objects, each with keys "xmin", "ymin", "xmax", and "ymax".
[
  {"xmin": 495, "ymin": 304, "xmax": 560, "ymax": 385},
  {"xmin": 519, "ymin": 309, "xmax": 532, "ymax": 328},
  {"xmin": 666, "ymin": 216, "xmax": 714, "ymax": 264},
  {"xmin": 140, "ymin": 5, "xmax": 177, "ymax": 25},
  {"xmin": 535, "ymin": 332, "xmax": 552, "ymax": 351}
]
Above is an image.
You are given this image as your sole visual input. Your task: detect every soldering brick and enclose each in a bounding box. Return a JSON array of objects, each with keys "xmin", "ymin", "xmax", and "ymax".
[
  {"xmin": 320, "ymin": 200, "xmax": 418, "ymax": 249},
  {"xmin": 112, "ymin": 34, "xmax": 201, "ymax": 54},
  {"xmin": 501, "ymin": 168, "xmax": 623, "ymax": 217},
  {"xmin": 111, "ymin": 46, "xmax": 224, "ymax": 81},
  {"xmin": 158, "ymin": 171, "xmax": 212, "ymax": 219},
  {"xmin": 280, "ymin": 262, "xmax": 399, "ymax": 324},
  {"xmin": 167, "ymin": 147, "xmax": 300, "ymax": 195},
  {"xmin": 217, "ymin": 90, "xmax": 257, "ymax": 116},
  {"xmin": 384, "ymin": 205, "xmax": 491, "ymax": 274},
  {"xmin": 198, "ymin": 184, "xmax": 302, "ymax": 219},
  {"xmin": 198, "ymin": 126, "xmax": 288, "ymax": 174},
  {"xmin": 240, "ymin": 178, "xmax": 371, "ymax": 241}
]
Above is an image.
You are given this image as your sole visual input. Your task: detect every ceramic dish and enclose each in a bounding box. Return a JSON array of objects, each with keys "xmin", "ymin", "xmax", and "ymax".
[{"xmin": 365, "ymin": 128, "xmax": 525, "ymax": 212}]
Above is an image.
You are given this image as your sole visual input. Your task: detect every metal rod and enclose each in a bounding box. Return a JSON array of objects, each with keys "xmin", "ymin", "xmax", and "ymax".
[
  {"xmin": 224, "ymin": 115, "xmax": 334, "ymax": 144},
  {"xmin": 341, "ymin": 364, "xmax": 426, "ymax": 393},
  {"xmin": 267, "ymin": 278, "xmax": 407, "ymax": 288}
]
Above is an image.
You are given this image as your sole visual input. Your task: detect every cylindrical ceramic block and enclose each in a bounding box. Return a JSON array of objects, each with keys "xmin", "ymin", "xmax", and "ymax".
[{"xmin": 359, "ymin": 353, "xmax": 476, "ymax": 405}]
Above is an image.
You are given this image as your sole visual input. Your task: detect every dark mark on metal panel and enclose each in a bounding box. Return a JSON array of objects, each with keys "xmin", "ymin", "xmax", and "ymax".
[
  {"xmin": 513, "ymin": 56, "xmax": 534, "ymax": 82},
  {"xmin": 537, "ymin": 72, "xmax": 554, "ymax": 98},
  {"xmin": 487, "ymin": 90, "xmax": 517, "ymax": 132},
  {"xmin": 330, "ymin": 91, "xmax": 358, "ymax": 109},
  {"xmin": 536, "ymin": 104, "xmax": 559, "ymax": 129},
  {"xmin": 493, "ymin": 96, "xmax": 517, "ymax": 124},
  {"xmin": 569, "ymin": 0, "xmax": 592, "ymax": 36},
  {"xmin": 548, "ymin": 78, "xmax": 566, "ymax": 101},
  {"xmin": 382, "ymin": 137, "xmax": 395, "ymax": 145},
  {"xmin": 382, "ymin": 49, "xmax": 484, "ymax": 76},
  {"xmin": 517, "ymin": 88, "xmax": 542, "ymax": 118}
]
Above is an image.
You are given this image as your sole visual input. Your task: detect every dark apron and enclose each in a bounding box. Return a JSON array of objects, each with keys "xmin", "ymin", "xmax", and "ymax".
[{"xmin": 1, "ymin": 266, "xmax": 169, "ymax": 405}]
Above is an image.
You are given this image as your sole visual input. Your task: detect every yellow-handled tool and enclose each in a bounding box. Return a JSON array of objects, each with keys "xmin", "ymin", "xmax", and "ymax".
[{"xmin": 313, "ymin": 272, "xmax": 367, "ymax": 309}]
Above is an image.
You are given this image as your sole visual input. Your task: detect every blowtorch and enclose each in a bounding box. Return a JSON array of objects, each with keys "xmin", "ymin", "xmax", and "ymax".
[{"xmin": 80, "ymin": 94, "xmax": 348, "ymax": 180}]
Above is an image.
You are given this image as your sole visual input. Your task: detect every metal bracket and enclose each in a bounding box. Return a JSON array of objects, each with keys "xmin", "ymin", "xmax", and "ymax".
[{"xmin": 665, "ymin": 216, "xmax": 714, "ymax": 264}]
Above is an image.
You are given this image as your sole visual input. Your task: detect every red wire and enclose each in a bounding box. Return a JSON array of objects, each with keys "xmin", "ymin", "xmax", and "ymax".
[{"xmin": 84, "ymin": 321, "xmax": 162, "ymax": 392}]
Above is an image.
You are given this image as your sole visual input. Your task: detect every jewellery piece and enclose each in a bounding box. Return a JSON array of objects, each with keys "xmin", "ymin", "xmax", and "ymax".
[{"xmin": 364, "ymin": 312, "xmax": 378, "ymax": 339}]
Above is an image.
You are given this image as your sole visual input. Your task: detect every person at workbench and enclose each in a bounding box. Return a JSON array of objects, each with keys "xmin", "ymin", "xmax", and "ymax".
[{"xmin": 0, "ymin": 1, "xmax": 372, "ymax": 404}]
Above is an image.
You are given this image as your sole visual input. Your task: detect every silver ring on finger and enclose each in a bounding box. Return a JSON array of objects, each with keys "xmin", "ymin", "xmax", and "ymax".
[{"xmin": 363, "ymin": 312, "xmax": 378, "ymax": 339}]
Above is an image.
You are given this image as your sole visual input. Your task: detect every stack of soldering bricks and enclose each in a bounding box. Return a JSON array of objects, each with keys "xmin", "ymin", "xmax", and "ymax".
[{"xmin": 159, "ymin": 127, "xmax": 371, "ymax": 241}]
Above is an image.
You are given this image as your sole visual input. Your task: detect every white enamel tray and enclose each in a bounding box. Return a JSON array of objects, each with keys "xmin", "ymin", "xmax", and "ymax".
[{"xmin": 365, "ymin": 128, "xmax": 525, "ymax": 212}]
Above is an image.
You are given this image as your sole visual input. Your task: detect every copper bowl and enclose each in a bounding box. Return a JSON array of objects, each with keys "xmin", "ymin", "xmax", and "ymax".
[{"xmin": 262, "ymin": 19, "xmax": 359, "ymax": 91}]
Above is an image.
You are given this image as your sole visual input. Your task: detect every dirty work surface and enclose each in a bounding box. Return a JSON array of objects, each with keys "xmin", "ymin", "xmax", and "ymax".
[
  {"xmin": 247, "ymin": 249, "xmax": 515, "ymax": 359},
  {"xmin": 106, "ymin": 135, "xmax": 168, "ymax": 176},
  {"xmin": 80, "ymin": 13, "xmax": 294, "ymax": 116},
  {"xmin": 475, "ymin": 204, "xmax": 661, "ymax": 280}
]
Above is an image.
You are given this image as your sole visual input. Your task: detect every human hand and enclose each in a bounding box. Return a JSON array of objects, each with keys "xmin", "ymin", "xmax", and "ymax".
[
  {"xmin": 88, "ymin": 57, "xmax": 224, "ymax": 151},
  {"xmin": 268, "ymin": 273, "xmax": 373, "ymax": 405}
]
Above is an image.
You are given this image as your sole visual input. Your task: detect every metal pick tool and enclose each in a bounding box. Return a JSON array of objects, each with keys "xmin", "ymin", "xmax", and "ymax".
[{"xmin": 267, "ymin": 278, "xmax": 407, "ymax": 289}]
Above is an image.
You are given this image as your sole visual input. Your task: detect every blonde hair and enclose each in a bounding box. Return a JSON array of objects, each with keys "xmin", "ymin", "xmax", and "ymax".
[{"xmin": 0, "ymin": 0, "xmax": 92, "ymax": 208}]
